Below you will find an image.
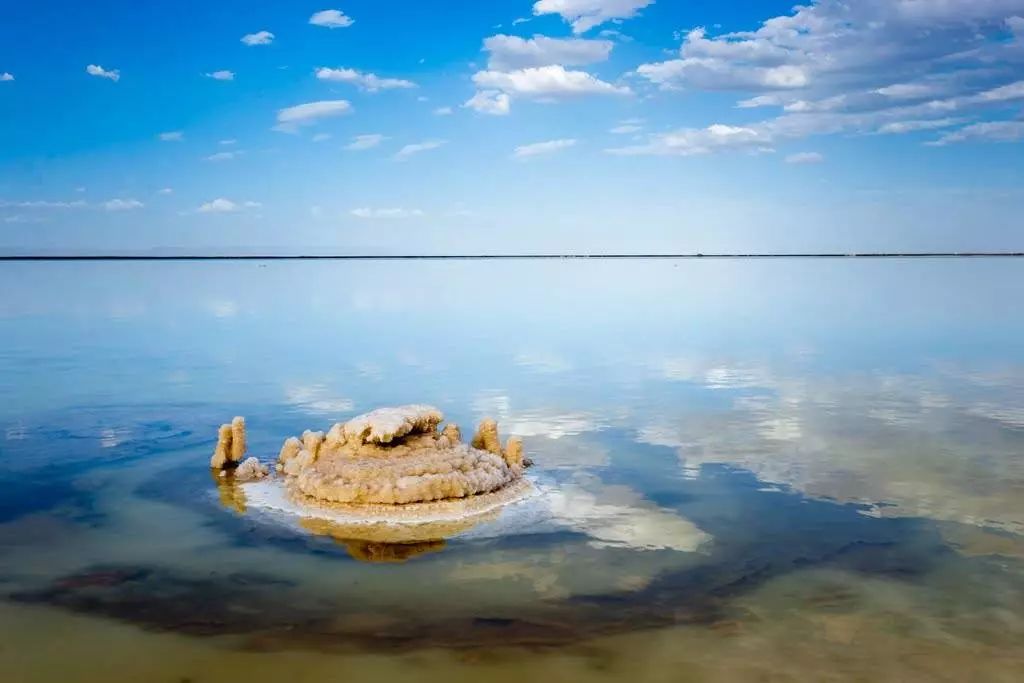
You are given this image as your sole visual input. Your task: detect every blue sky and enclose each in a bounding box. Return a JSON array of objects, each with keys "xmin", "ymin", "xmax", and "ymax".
[{"xmin": 1, "ymin": 0, "xmax": 1023, "ymax": 254}]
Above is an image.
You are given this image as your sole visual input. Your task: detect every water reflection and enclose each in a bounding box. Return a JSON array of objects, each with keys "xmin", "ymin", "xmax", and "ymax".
[{"xmin": 0, "ymin": 259, "xmax": 1022, "ymax": 679}]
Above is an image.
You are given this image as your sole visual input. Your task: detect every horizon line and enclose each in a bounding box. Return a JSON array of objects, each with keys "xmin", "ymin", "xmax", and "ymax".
[{"xmin": 1, "ymin": 252, "xmax": 1024, "ymax": 261}]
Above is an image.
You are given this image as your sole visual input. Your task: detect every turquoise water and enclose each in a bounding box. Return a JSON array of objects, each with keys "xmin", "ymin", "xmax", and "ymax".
[{"xmin": 1, "ymin": 259, "xmax": 1023, "ymax": 681}]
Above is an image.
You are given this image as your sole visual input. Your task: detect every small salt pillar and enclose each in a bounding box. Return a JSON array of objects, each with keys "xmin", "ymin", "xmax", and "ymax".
[
  {"xmin": 278, "ymin": 436, "xmax": 302, "ymax": 465},
  {"xmin": 302, "ymin": 430, "xmax": 325, "ymax": 461},
  {"xmin": 441, "ymin": 423, "xmax": 462, "ymax": 443},
  {"xmin": 210, "ymin": 423, "xmax": 233, "ymax": 469},
  {"xmin": 471, "ymin": 418, "xmax": 502, "ymax": 455},
  {"xmin": 229, "ymin": 416, "xmax": 247, "ymax": 463},
  {"xmin": 503, "ymin": 437, "xmax": 524, "ymax": 468}
]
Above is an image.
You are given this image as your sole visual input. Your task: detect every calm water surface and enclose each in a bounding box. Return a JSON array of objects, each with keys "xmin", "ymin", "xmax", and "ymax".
[{"xmin": 1, "ymin": 259, "xmax": 1023, "ymax": 682}]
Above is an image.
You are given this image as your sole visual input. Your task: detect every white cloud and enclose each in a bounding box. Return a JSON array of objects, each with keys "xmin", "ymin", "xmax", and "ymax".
[
  {"xmin": 875, "ymin": 83, "xmax": 946, "ymax": 100},
  {"xmin": 219, "ymin": 138, "xmax": 237, "ymax": 146},
  {"xmin": 463, "ymin": 89, "xmax": 511, "ymax": 115},
  {"xmin": 533, "ymin": 0, "xmax": 654, "ymax": 34},
  {"xmin": 512, "ymin": 17, "xmax": 530, "ymax": 26},
  {"xmin": 0, "ymin": 199, "xmax": 87, "ymax": 209},
  {"xmin": 315, "ymin": 67, "xmax": 416, "ymax": 91},
  {"xmin": 205, "ymin": 151, "xmax": 240, "ymax": 162},
  {"xmin": 0, "ymin": 73, "xmax": 13, "ymax": 82},
  {"xmin": 103, "ymin": 198, "xmax": 144, "ymax": 211},
  {"xmin": 158, "ymin": 131, "xmax": 184, "ymax": 142},
  {"xmin": 309, "ymin": 9, "xmax": 354, "ymax": 28},
  {"xmin": 241, "ymin": 30, "xmax": 274, "ymax": 46},
  {"xmin": 433, "ymin": 106, "xmax": 453, "ymax": 116},
  {"xmin": 394, "ymin": 139, "xmax": 447, "ymax": 160},
  {"xmin": 344, "ymin": 133, "xmax": 386, "ymax": 150},
  {"xmin": 350, "ymin": 207, "xmax": 424, "ymax": 218},
  {"xmin": 466, "ymin": 63, "xmax": 631, "ymax": 114},
  {"xmin": 512, "ymin": 138, "xmax": 578, "ymax": 159},
  {"xmin": 274, "ymin": 99, "xmax": 352, "ymax": 132},
  {"xmin": 197, "ymin": 198, "xmax": 239, "ymax": 213},
  {"xmin": 930, "ymin": 121, "xmax": 1024, "ymax": 146},
  {"xmin": 483, "ymin": 34, "xmax": 613, "ymax": 70},
  {"xmin": 636, "ymin": 4, "xmax": 1024, "ymax": 103},
  {"xmin": 472, "ymin": 65, "xmax": 631, "ymax": 98},
  {"xmin": 621, "ymin": 3, "xmax": 1024, "ymax": 155},
  {"xmin": 607, "ymin": 123, "xmax": 774, "ymax": 156},
  {"xmin": 785, "ymin": 151, "xmax": 823, "ymax": 164},
  {"xmin": 609, "ymin": 123, "xmax": 642, "ymax": 134},
  {"xmin": 311, "ymin": 132, "xmax": 332, "ymax": 142},
  {"xmin": 157, "ymin": 188, "xmax": 173, "ymax": 195},
  {"xmin": 205, "ymin": 70, "xmax": 234, "ymax": 81},
  {"xmin": 86, "ymin": 64, "xmax": 119, "ymax": 81},
  {"xmin": 877, "ymin": 118, "xmax": 963, "ymax": 135},
  {"xmin": 976, "ymin": 80, "xmax": 1024, "ymax": 103}
]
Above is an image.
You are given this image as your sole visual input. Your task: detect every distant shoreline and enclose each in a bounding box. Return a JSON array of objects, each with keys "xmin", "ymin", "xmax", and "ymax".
[{"xmin": 1, "ymin": 253, "xmax": 1022, "ymax": 261}]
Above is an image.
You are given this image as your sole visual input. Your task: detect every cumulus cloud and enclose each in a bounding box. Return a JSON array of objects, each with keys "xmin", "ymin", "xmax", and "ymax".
[
  {"xmin": 274, "ymin": 99, "xmax": 352, "ymax": 132},
  {"xmin": 512, "ymin": 138, "xmax": 578, "ymax": 159},
  {"xmin": 158, "ymin": 131, "xmax": 184, "ymax": 142},
  {"xmin": 533, "ymin": 0, "xmax": 655, "ymax": 34},
  {"xmin": 608, "ymin": 123, "xmax": 774, "ymax": 156},
  {"xmin": 309, "ymin": 9, "xmax": 354, "ymax": 29},
  {"xmin": 785, "ymin": 151, "xmax": 823, "ymax": 164},
  {"xmin": 86, "ymin": 64, "xmax": 119, "ymax": 81},
  {"xmin": 195, "ymin": 199, "xmax": 260, "ymax": 213},
  {"xmin": 627, "ymin": 3, "xmax": 1024, "ymax": 153},
  {"xmin": 103, "ymin": 198, "xmax": 144, "ymax": 211},
  {"xmin": 315, "ymin": 67, "xmax": 416, "ymax": 91},
  {"xmin": 930, "ymin": 121, "xmax": 1024, "ymax": 145},
  {"xmin": 241, "ymin": 30, "xmax": 274, "ymax": 46},
  {"xmin": 205, "ymin": 70, "xmax": 234, "ymax": 81},
  {"xmin": 350, "ymin": 207, "xmax": 425, "ymax": 218},
  {"xmin": 466, "ymin": 64, "xmax": 629, "ymax": 114},
  {"xmin": 394, "ymin": 139, "xmax": 447, "ymax": 160},
  {"xmin": 473, "ymin": 64, "xmax": 630, "ymax": 98},
  {"xmin": 1, "ymin": 72, "xmax": 13, "ymax": 82},
  {"xmin": 463, "ymin": 89, "xmax": 511, "ymax": 115},
  {"xmin": 483, "ymin": 34, "xmax": 613, "ymax": 70},
  {"xmin": 344, "ymin": 133, "xmax": 387, "ymax": 150}
]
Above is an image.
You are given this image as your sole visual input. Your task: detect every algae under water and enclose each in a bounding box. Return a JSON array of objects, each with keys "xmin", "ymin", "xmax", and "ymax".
[{"xmin": 1, "ymin": 258, "xmax": 1023, "ymax": 682}]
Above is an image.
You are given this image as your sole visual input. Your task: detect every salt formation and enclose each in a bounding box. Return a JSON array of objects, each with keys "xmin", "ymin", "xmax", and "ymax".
[
  {"xmin": 209, "ymin": 417, "xmax": 268, "ymax": 482},
  {"xmin": 210, "ymin": 416, "xmax": 247, "ymax": 469},
  {"xmin": 275, "ymin": 404, "xmax": 528, "ymax": 505},
  {"xmin": 234, "ymin": 456, "xmax": 269, "ymax": 482}
]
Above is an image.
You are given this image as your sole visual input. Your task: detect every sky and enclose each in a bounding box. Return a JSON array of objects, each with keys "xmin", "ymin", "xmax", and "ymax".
[{"xmin": 1, "ymin": 0, "xmax": 1023, "ymax": 254}]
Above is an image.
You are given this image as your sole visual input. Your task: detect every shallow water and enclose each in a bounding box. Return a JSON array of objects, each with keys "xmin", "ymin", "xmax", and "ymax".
[{"xmin": 1, "ymin": 258, "xmax": 1023, "ymax": 682}]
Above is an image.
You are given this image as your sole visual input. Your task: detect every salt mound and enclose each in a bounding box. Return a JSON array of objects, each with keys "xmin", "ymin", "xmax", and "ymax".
[
  {"xmin": 278, "ymin": 405, "xmax": 527, "ymax": 505},
  {"xmin": 200, "ymin": 405, "xmax": 529, "ymax": 508}
]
